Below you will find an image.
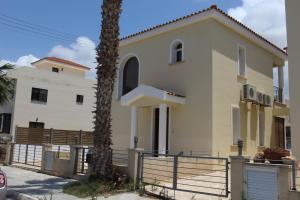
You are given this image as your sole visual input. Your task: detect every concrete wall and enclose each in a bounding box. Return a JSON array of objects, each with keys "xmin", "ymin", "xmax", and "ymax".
[
  {"xmin": 286, "ymin": 0, "xmax": 300, "ymax": 159},
  {"xmin": 6, "ymin": 67, "xmax": 95, "ymax": 138},
  {"xmin": 211, "ymin": 20, "xmax": 280, "ymax": 157}
]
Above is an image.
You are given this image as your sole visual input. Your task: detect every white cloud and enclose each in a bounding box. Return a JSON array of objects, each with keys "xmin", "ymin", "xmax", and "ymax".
[
  {"xmin": 48, "ymin": 36, "xmax": 97, "ymax": 79},
  {"xmin": 0, "ymin": 54, "xmax": 39, "ymax": 67},
  {"xmin": 229, "ymin": 0, "xmax": 289, "ymax": 98},
  {"xmin": 228, "ymin": 0, "xmax": 287, "ymax": 48}
]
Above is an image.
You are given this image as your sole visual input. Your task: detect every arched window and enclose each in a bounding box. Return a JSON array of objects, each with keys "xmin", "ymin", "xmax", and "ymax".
[
  {"xmin": 122, "ymin": 57, "xmax": 139, "ymax": 95},
  {"xmin": 170, "ymin": 40, "xmax": 184, "ymax": 64}
]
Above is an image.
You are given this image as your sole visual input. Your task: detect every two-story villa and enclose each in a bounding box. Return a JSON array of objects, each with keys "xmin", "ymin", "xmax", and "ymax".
[
  {"xmin": 0, "ymin": 57, "xmax": 96, "ymax": 138},
  {"xmin": 111, "ymin": 5, "xmax": 288, "ymax": 157}
]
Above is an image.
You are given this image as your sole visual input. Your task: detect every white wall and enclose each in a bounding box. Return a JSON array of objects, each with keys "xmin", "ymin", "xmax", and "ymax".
[
  {"xmin": 6, "ymin": 67, "xmax": 96, "ymax": 138},
  {"xmin": 286, "ymin": 0, "xmax": 300, "ymax": 158}
]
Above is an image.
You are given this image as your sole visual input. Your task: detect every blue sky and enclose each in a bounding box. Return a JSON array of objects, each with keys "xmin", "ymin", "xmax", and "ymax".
[
  {"xmin": 0, "ymin": 0, "xmax": 241, "ymax": 61},
  {"xmin": 0, "ymin": 0, "xmax": 288, "ymax": 95}
]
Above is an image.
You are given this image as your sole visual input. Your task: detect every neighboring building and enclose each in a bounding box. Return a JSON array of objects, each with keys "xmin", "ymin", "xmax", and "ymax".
[
  {"xmin": 111, "ymin": 5, "xmax": 288, "ymax": 157},
  {"xmin": 286, "ymin": 0, "xmax": 300, "ymax": 159},
  {"xmin": 0, "ymin": 57, "xmax": 96, "ymax": 138}
]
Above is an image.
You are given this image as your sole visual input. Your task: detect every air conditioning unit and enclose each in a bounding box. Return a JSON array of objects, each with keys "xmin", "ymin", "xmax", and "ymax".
[
  {"xmin": 243, "ymin": 84, "xmax": 257, "ymax": 102},
  {"xmin": 263, "ymin": 94, "xmax": 272, "ymax": 107},
  {"xmin": 256, "ymin": 92, "xmax": 264, "ymax": 105}
]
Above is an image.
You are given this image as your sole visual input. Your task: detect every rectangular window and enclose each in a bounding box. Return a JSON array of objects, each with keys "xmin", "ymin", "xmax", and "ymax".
[
  {"xmin": 259, "ymin": 110, "xmax": 265, "ymax": 146},
  {"xmin": 76, "ymin": 95, "xmax": 84, "ymax": 104},
  {"xmin": 238, "ymin": 46, "xmax": 246, "ymax": 77},
  {"xmin": 31, "ymin": 88, "xmax": 48, "ymax": 103},
  {"xmin": 52, "ymin": 67, "xmax": 59, "ymax": 73},
  {"xmin": 286, "ymin": 127, "xmax": 291, "ymax": 150},
  {"xmin": 232, "ymin": 106, "xmax": 241, "ymax": 145},
  {"xmin": 29, "ymin": 122, "xmax": 45, "ymax": 128}
]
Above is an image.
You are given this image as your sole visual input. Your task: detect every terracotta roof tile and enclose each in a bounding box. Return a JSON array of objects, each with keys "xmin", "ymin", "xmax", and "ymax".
[
  {"xmin": 120, "ymin": 5, "xmax": 287, "ymax": 56},
  {"xmin": 32, "ymin": 57, "xmax": 90, "ymax": 70}
]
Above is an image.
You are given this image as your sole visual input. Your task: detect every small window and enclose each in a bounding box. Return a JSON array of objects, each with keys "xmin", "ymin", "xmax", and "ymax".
[
  {"xmin": 52, "ymin": 67, "xmax": 59, "ymax": 73},
  {"xmin": 259, "ymin": 110, "xmax": 265, "ymax": 146},
  {"xmin": 170, "ymin": 40, "xmax": 184, "ymax": 64},
  {"xmin": 232, "ymin": 106, "xmax": 241, "ymax": 145},
  {"xmin": 238, "ymin": 46, "xmax": 246, "ymax": 77},
  {"xmin": 76, "ymin": 95, "xmax": 84, "ymax": 104},
  {"xmin": 31, "ymin": 88, "xmax": 48, "ymax": 103},
  {"xmin": 29, "ymin": 122, "xmax": 44, "ymax": 128}
]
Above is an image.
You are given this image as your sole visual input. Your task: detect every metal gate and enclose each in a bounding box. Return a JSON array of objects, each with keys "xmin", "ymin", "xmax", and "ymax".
[
  {"xmin": 138, "ymin": 152, "xmax": 230, "ymax": 199},
  {"xmin": 13, "ymin": 144, "xmax": 42, "ymax": 168}
]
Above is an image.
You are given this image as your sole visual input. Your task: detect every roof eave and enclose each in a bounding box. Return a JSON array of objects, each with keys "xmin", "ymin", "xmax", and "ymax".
[{"xmin": 119, "ymin": 9, "xmax": 287, "ymax": 62}]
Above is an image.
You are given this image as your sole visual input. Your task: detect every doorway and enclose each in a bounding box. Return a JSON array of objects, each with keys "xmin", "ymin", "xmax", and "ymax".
[{"xmin": 153, "ymin": 107, "xmax": 169, "ymax": 154}]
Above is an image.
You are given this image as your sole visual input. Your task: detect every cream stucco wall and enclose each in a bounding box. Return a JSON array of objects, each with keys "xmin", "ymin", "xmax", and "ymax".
[
  {"xmin": 286, "ymin": 0, "xmax": 300, "ymax": 159},
  {"xmin": 112, "ymin": 17, "xmax": 285, "ymax": 157},
  {"xmin": 211, "ymin": 20, "xmax": 280, "ymax": 157},
  {"xmin": 112, "ymin": 19, "xmax": 213, "ymax": 154},
  {"xmin": 6, "ymin": 67, "xmax": 95, "ymax": 138}
]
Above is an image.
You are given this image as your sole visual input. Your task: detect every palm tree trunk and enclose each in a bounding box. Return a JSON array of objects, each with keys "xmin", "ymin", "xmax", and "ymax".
[{"xmin": 92, "ymin": 0, "xmax": 122, "ymax": 179}]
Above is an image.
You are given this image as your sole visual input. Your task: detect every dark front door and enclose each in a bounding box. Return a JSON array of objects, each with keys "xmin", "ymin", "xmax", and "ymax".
[
  {"xmin": 153, "ymin": 107, "xmax": 169, "ymax": 155},
  {"xmin": 275, "ymin": 117, "xmax": 285, "ymax": 149}
]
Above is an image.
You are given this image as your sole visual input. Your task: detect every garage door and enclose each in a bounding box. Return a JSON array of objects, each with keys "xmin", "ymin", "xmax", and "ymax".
[{"xmin": 246, "ymin": 167, "xmax": 278, "ymax": 200}]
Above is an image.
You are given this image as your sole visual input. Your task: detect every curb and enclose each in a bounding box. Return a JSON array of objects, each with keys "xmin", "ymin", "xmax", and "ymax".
[{"xmin": 7, "ymin": 190, "xmax": 39, "ymax": 200}]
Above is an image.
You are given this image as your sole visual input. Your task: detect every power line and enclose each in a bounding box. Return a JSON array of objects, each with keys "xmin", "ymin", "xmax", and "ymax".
[
  {"xmin": 0, "ymin": 12, "xmax": 78, "ymax": 39},
  {"xmin": 0, "ymin": 12, "xmax": 98, "ymax": 48}
]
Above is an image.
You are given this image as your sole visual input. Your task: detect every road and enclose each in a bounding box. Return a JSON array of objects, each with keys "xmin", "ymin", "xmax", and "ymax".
[{"xmin": 2, "ymin": 166, "xmax": 152, "ymax": 200}]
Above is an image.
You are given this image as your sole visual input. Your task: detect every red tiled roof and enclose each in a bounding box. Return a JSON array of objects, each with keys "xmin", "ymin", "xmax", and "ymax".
[
  {"xmin": 120, "ymin": 5, "xmax": 287, "ymax": 56},
  {"xmin": 32, "ymin": 57, "xmax": 90, "ymax": 70}
]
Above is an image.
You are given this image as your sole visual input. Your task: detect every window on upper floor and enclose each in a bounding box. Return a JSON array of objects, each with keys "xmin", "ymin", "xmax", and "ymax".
[
  {"xmin": 238, "ymin": 45, "xmax": 246, "ymax": 77},
  {"xmin": 31, "ymin": 88, "xmax": 48, "ymax": 103},
  {"xmin": 232, "ymin": 106, "xmax": 241, "ymax": 145},
  {"xmin": 76, "ymin": 94, "xmax": 84, "ymax": 104},
  {"xmin": 170, "ymin": 40, "xmax": 184, "ymax": 64},
  {"xmin": 122, "ymin": 57, "xmax": 139, "ymax": 96},
  {"xmin": 52, "ymin": 67, "xmax": 59, "ymax": 73}
]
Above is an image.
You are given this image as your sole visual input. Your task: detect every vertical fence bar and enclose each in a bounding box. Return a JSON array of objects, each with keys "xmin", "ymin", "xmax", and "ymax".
[
  {"xmin": 33, "ymin": 145, "xmax": 36, "ymax": 166},
  {"xmin": 173, "ymin": 156, "xmax": 178, "ymax": 190},
  {"xmin": 49, "ymin": 128, "xmax": 53, "ymax": 144},
  {"xmin": 25, "ymin": 144, "xmax": 28, "ymax": 164},
  {"xmin": 225, "ymin": 158, "xmax": 229, "ymax": 197},
  {"xmin": 136, "ymin": 151, "xmax": 141, "ymax": 190},
  {"xmin": 18, "ymin": 144, "xmax": 20, "ymax": 162},
  {"xmin": 81, "ymin": 148, "xmax": 85, "ymax": 174},
  {"xmin": 292, "ymin": 160, "xmax": 297, "ymax": 190},
  {"xmin": 58, "ymin": 146, "xmax": 61, "ymax": 159},
  {"xmin": 140, "ymin": 154, "xmax": 144, "ymax": 188}
]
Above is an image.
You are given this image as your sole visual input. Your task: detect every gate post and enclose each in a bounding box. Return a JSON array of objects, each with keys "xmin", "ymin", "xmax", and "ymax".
[
  {"xmin": 230, "ymin": 156, "xmax": 249, "ymax": 200},
  {"xmin": 173, "ymin": 156, "xmax": 178, "ymax": 190},
  {"xmin": 128, "ymin": 148, "xmax": 144, "ymax": 189},
  {"xmin": 5, "ymin": 142, "xmax": 14, "ymax": 165}
]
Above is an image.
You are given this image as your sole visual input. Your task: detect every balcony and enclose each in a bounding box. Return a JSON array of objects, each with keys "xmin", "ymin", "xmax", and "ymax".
[{"xmin": 274, "ymin": 86, "xmax": 283, "ymax": 104}]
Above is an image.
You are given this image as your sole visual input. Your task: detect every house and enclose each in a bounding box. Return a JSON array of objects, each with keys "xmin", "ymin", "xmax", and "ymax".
[
  {"xmin": 111, "ymin": 5, "xmax": 288, "ymax": 157},
  {"xmin": 0, "ymin": 57, "xmax": 96, "ymax": 138},
  {"xmin": 286, "ymin": 0, "xmax": 300, "ymax": 159}
]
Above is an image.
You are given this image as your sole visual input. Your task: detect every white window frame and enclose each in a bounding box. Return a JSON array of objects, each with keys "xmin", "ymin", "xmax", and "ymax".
[
  {"xmin": 169, "ymin": 39, "xmax": 184, "ymax": 64},
  {"xmin": 237, "ymin": 44, "xmax": 247, "ymax": 77},
  {"xmin": 231, "ymin": 105, "xmax": 241, "ymax": 145},
  {"xmin": 258, "ymin": 110, "xmax": 265, "ymax": 146}
]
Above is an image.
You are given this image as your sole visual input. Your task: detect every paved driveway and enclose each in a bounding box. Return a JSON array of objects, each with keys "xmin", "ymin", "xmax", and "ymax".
[{"xmin": 2, "ymin": 166, "xmax": 152, "ymax": 200}]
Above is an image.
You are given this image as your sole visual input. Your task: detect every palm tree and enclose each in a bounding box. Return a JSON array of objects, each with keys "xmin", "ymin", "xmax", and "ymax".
[
  {"xmin": 0, "ymin": 64, "xmax": 14, "ymax": 105},
  {"xmin": 92, "ymin": 0, "xmax": 122, "ymax": 178}
]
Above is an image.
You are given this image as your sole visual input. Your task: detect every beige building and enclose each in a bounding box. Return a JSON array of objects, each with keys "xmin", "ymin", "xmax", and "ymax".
[
  {"xmin": 111, "ymin": 5, "xmax": 288, "ymax": 157},
  {"xmin": 0, "ymin": 57, "xmax": 96, "ymax": 138},
  {"xmin": 286, "ymin": 0, "xmax": 300, "ymax": 159}
]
